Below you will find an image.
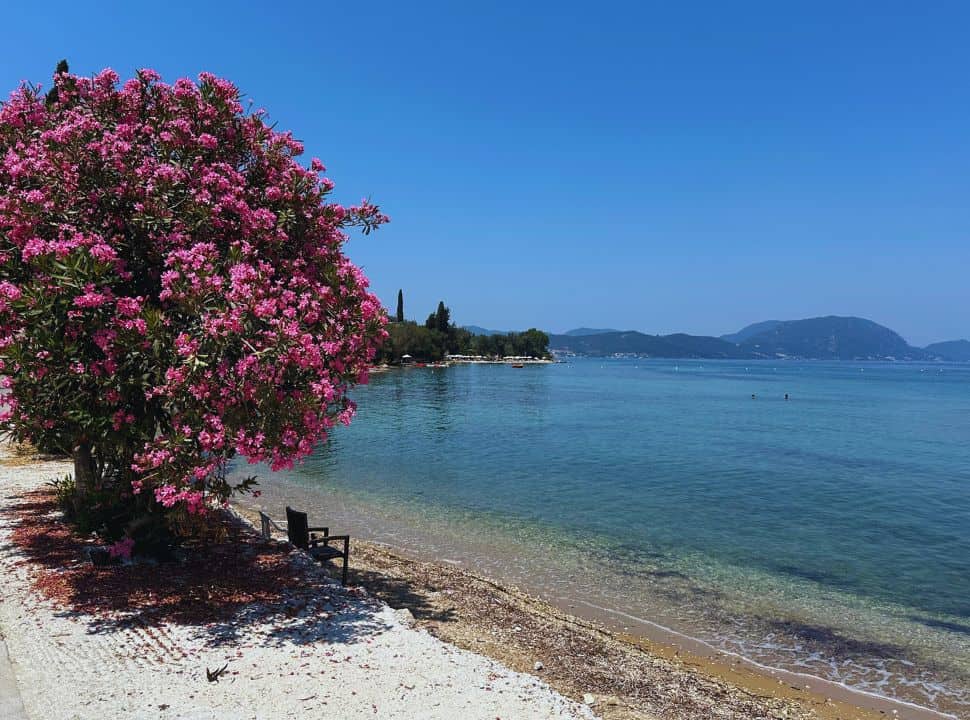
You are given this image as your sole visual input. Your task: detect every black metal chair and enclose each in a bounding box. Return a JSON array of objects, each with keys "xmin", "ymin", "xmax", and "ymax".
[{"xmin": 285, "ymin": 506, "xmax": 350, "ymax": 585}]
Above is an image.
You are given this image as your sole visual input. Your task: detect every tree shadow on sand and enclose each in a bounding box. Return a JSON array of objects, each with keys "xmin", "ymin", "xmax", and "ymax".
[
  {"xmin": 347, "ymin": 567, "xmax": 457, "ymax": 625},
  {"xmin": 0, "ymin": 489, "xmax": 409, "ymax": 648}
]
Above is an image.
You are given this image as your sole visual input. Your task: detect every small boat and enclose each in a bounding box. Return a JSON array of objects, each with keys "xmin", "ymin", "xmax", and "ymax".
[{"xmin": 511, "ymin": 363, "xmax": 524, "ymax": 368}]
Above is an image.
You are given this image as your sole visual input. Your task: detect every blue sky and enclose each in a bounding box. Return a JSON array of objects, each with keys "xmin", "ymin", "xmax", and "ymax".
[{"xmin": 2, "ymin": 2, "xmax": 968, "ymax": 345}]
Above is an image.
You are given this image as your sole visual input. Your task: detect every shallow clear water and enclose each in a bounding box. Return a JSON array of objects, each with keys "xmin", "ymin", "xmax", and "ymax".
[{"xmin": 239, "ymin": 359, "xmax": 970, "ymax": 716}]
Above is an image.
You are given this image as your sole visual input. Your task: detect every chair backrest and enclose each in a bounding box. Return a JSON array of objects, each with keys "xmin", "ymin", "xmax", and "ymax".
[
  {"xmin": 258, "ymin": 512, "xmax": 272, "ymax": 540},
  {"xmin": 285, "ymin": 506, "xmax": 310, "ymax": 549}
]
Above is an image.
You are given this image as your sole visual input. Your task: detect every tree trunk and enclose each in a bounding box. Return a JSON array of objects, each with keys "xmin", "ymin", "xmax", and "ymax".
[{"xmin": 73, "ymin": 443, "xmax": 95, "ymax": 499}]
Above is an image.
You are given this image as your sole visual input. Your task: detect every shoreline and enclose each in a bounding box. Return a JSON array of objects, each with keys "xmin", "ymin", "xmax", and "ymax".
[
  {"xmin": 0, "ymin": 450, "xmax": 595, "ymax": 720},
  {"xmin": 0, "ymin": 445, "xmax": 957, "ymax": 718},
  {"xmin": 233, "ymin": 469, "xmax": 967, "ymax": 719},
  {"xmin": 375, "ymin": 360, "xmax": 556, "ymax": 369},
  {"xmin": 302, "ymin": 357, "xmax": 970, "ymax": 718},
  {"xmin": 236, "ymin": 496, "xmax": 955, "ymax": 720}
]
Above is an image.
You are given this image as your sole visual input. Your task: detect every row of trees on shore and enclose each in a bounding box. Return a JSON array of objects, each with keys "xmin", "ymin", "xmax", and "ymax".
[{"xmin": 378, "ymin": 292, "xmax": 550, "ymax": 363}]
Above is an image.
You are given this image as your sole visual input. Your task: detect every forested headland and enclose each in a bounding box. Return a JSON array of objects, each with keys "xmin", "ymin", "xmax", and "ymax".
[{"xmin": 377, "ymin": 293, "xmax": 550, "ymax": 363}]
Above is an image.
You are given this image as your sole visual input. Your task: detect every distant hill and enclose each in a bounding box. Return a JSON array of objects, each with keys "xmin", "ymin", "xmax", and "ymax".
[
  {"xmin": 549, "ymin": 331, "xmax": 754, "ymax": 358},
  {"xmin": 739, "ymin": 316, "xmax": 929, "ymax": 360},
  {"xmin": 463, "ymin": 325, "xmax": 508, "ymax": 336},
  {"xmin": 721, "ymin": 320, "xmax": 783, "ymax": 344},
  {"xmin": 563, "ymin": 327, "xmax": 621, "ymax": 336},
  {"xmin": 550, "ymin": 316, "xmax": 938, "ymax": 360},
  {"xmin": 924, "ymin": 339, "xmax": 970, "ymax": 361}
]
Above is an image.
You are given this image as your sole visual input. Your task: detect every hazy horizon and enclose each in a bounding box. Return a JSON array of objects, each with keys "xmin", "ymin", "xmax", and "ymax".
[{"xmin": 3, "ymin": 2, "xmax": 968, "ymax": 347}]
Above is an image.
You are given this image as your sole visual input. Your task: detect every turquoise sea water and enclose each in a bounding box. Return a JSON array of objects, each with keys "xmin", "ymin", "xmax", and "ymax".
[{"xmin": 241, "ymin": 359, "xmax": 970, "ymax": 716}]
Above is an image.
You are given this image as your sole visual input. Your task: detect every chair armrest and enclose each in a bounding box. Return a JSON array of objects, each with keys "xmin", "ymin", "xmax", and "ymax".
[
  {"xmin": 309, "ymin": 534, "xmax": 350, "ymax": 552},
  {"xmin": 316, "ymin": 534, "xmax": 349, "ymax": 543}
]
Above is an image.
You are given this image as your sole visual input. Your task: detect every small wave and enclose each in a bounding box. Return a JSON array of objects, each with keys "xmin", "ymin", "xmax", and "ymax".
[{"xmin": 573, "ymin": 598, "xmax": 965, "ymax": 719}]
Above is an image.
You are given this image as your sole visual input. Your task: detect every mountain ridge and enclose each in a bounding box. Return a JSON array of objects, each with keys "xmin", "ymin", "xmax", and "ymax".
[
  {"xmin": 548, "ymin": 330, "xmax": 752, "ymax": 359},
  {"xmin": 720, "ymin": 320, "xmax": 783, "ymax": 344},
  {"xmin": 923, "ymin": 339, "xmax": 970, "ymax": 361},
  {"xmin": 545, "ymin": 316, "xmax": 965, "ymax": 360},
  {"xmin": 735, "ymin": 316, "xmax": 928, "ymax": 360},
  {"xmin": 563, "ymin": 327, "xmax": 621, "ymax": 337},
  {"xmin": 462, "ymin": 325, "xmax": 508, "ymax": 336}
]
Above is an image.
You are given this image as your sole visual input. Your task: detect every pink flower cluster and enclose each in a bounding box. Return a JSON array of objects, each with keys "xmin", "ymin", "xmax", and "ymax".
[
  {"xmin": 108, "ymin": 536, "xmax": 135, "ymax": 560},
  {"xmin": 0, "ymin": 68, "xmax": 388, "ymax": 513},
  {"xmin": 154, "ymin": 484, "xmax": 206, "ymax": 515}
]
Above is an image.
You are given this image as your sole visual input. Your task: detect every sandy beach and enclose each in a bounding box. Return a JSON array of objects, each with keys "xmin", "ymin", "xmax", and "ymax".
[
  {"xmin": 235, "ymin": 502, "xmax": 944, "ymax": 720},
  {"xmin": 0, "ymin": 446, "xmax": 949, "ymax": 720},
  {"xmin": 0, "ymin": 448, "xmax": 593, "ymax": 720}
]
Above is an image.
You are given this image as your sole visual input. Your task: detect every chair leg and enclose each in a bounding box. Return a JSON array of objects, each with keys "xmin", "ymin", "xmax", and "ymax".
[{"xmin": 342, "ymin": 537, "xmax": 349, "ymax": 585}]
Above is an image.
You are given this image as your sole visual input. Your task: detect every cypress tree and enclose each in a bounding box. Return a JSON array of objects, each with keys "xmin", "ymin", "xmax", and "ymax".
[
  {"xmin": 45, "ymin": 59, "xmax": 70, "ymax": 107},
  {"xmin": 396, "ymin": 289, "xmax": 404, "ymax": 322},
  {"xmin": 435, "ymin": 301, "xmax": 450, "ymax": 333}
]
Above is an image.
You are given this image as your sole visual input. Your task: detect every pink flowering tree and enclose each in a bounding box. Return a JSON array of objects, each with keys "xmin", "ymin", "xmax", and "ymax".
[{"xmin": 0, "ymin": 65, "xmax": 387, "ymax": 538}]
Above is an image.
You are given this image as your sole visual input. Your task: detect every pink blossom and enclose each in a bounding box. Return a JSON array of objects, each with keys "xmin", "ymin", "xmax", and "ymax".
[
  {"xmin": 88, "ymin": 243, "xmax": 118, "ymax": 263},
  {"xmin": 197, "ymin": 133, "xmax": 218, "ymax": 149},
  {"xmin": 115, "ymin": 296, "xmax": 143, "ymax": 316},
  {"xmin": 108, "ymin": 536, "xmax": 135, "ymax": 559},
  {"xmin": 0, "ymin": 66, "xmax": 387, "ymax": 518}
]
